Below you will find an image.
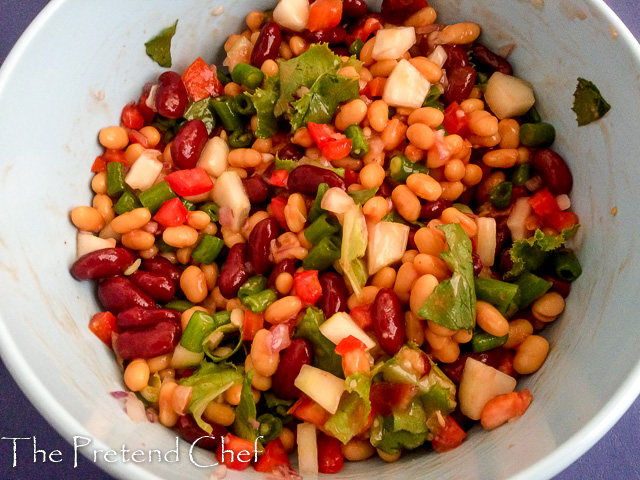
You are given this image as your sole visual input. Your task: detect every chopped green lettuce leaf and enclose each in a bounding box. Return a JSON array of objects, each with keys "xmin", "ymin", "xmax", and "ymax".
[
  {"xmin": 262, "ymin": 392, "xmax": 294, "ymax": 424},
  {"xmin": 290, "ymin": 74, "xmax": 360, "ymax": 131},
  {"xmin": 250, "ymin": 74, "xmax": 280, "ymax": 139},
  {"xmin": 349, "ymin": 187, "xmax": 378, "ymax": 206},
  {"xmin": 418, "ymin": 223, "xmax": 476, "ymax": 331},
  {"xmin": 184, "ymin": 98, "xmax": 216, "ymax": 133},
  {"xmin": 572, "ymin": 78, "xmax": 611, "ymax": 126},
  {"xmin": 293, "ymin": 307, "xmax": 344, "ymax": 378},
  {"xmin": 340, "ymin": 205, "xmax": 368, "ymax": 295},
  {"xmin": 232, "ymin": 370, "xmax": 259, "ymax": 442},
  {"xmin": 370, "ymin": 399, "xmax": 429, "ymax": 454},
  {"xmin": 179, "ymin": 361, "xmax": 243, "ymax": 434},
  {"xmin": 505, "ymin": 226, "xmax": 579, "ymax": 280},
  {"xmin": 144, "ymin": 20, "xmax": 178, "ymax": 68},
  {"xmin": 325, "ymin": 372, "xmax": 372, "ymax": 444}
]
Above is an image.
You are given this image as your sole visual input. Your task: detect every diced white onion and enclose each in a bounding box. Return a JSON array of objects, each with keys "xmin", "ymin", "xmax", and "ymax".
[
  {"xmin": 76, "ymin": 232, "xmax": 116, "ymax": 258},
  {"xmin": 320, "ymin": 187, "xmax": 355, "ymax": 217},
  {"xmin": 507, "ymin": 197, "xmax": 533, "ymax": 242},
  {"xmin": 382, "ymin": 59, "xmax": 431, "ymax": 109},
  {"xmin": 556, "ymin": 194, "xmax": 571, "ymax": 211},
  {"xmin": 170, "ymin": 344, "xmax": 205, "ymax": 369},
  {"xmin": 273, "ymin": 0, "xmax": 310, "ymax": 32},
  {"xmin": 427, "ymin": 45, "xmax": 448, "ymax": 68},
  {"xmin": 297, "ymin": 423, "xmax": 318, "ymax": 475},
  {"xmin": 476, "ymin": 217, "xmax": 497, "ymax": 268},
  {"xmin": 124, "ymin": 149, "xmax": 163, "ymax": 191},
  {"xmin": 197, "ymin": 136, "xmax": 229, "ymax": 177},
  {"xmin": 372, "ymin": 27, "xmax": 416, "ymax": 61},
  {"xmin": 125, "ymin": 392, "xmax": 148, "ymax": 423}
]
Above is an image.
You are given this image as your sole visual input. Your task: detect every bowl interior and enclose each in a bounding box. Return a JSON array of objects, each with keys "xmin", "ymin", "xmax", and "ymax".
[{"xmin": 1, "ymin": 0, "xmax": 640, "ymax": 479}]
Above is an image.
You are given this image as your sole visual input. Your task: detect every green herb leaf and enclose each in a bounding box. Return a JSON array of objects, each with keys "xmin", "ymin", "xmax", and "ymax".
[
  {"xmin": 232, "ymin": 370, "xmax": 259, "ymax": 442},
  {"xmin": 340, "ymin": 205, "xmax": 368, "ymax": 295},
  {"xmin": 249, "ymin": 74, "xmax": 280, "ymax": 139},
  {"xmin": 184, "ymin": 98, "xmax": 216, "ymax": 133},
  {"xmin": 262, "ymin": 392, "xmax": 295, "ymax": 424},
  {"xmin": 349, "ymin": 187, "xmax": 378, "ymax": 206},
  {"xmin": 370, "ymin": 399, "xmax": 429, "ymax": 454},
  {"xmin": 417, "ymin": 223, "xmax": 476, "ymax": 331},
  {"xmin": 572, "ymin": 77, "xmax": 611, "ymax": 126},
  {"xmin": 144, "ymin": 20, "xmax": 178, "ymax": 68},
  {"xmin": 293, "ymin": 307, "xmax": 344, "ymax": 378},
  {"xmin": 324, "ymin": 372, "xmax": 372, "ymax": 444}
]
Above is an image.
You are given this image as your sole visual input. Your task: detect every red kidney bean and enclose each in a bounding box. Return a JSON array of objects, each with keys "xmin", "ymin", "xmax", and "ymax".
[
  {"xmin": 114, "ymin": 320, "xmax": 180, "ymax": 359},
  {"xmin": 70, "ymin": 247, "xmax": 137, "ymax": 281},
  {"xmin": 442, "ymin": 45, "xmax": 470, "ymax": 69},
  {"xmin": 278, "ymin": 143, "xmax": 305, "ymax": 161},
  {"xmin": 174, "ymin": 415, "xmax": 227, "ymax": 452},
  {"xmin": 531, "ymin": 148, "xmax": 573, "ymax": 195},
  {"xmin": 243, "ymin": 175, "xmax": 271, "ymax": 204},
  {"xmin": 494, "ymin": 220, "xmax": 511, "ymax": 258},
  {"xmin": 542, "ymin": 275, "xmax": 571, "ymax": 298},
  {"xmin": 443, "ymin": 65, "xmax": 477, "ymax": 105},
  {"xmin": 471, "ymin": 44, "xmax": 513, "ymax": 75},
  {"xmin": 440, "ymin": 350, "xmax": 503, "ymax": 384},
  {"xmin": 251, "ymin": 21, "xmax": 282, "ymax": 68},
  {"xmin": 218, "ymin": 243, "xmax": 253, "ymax": 299},
  {"xmin": 419, "ymin": 199, "xmax": 451, "ymax": 221},
  {"xmin": 304, "ymin": 26, "xmax": 347, "ymax": 46},
  {"xmin": 249, "ymin": 217, "xmax": 282, "ymax": 275},
  {"xmin": 267, "ymin": 258, "xmax": 297, "ymax": 289},
  {"xmin": 271, "ymin": 338, "xmax": 313, "ymax": 400},
  {"xmin": 407, "ymin": 229, "xmax": 417, "ymax": 251},
  {"xmin": 472, "ymin": 252, "xmax": 483, "ymax": 276},
  {"xmin": 128, "ymin": 270, "xmax": 176, "ymax": 303},
  {"xmin": 155, "ymin": 71, "xmax": 188, "ymax": 119},
  {"xmin": 380, "ymin": 0, "xmax": 428, "ymax": 24},
  {"xmin": 372, "ymin": 288, "xmax": 405, "ymax": 355},
  {"xmin": 377, "ymin": 179, "xmax": 392, "ymax": 198},
  {"xmin": 98, "ymin": 276, "xmax": 155, "ymax": 314},
  {"xmin": 287, "ymin": 165, "xmax": 346, "ymax": 195},
  {"xmin": 141, "ymin": 256, "xmax": 182, "ymax": 290},
  {"xmin": 317, "ymin": 273, "xmax": 349, "ymax": 319},
  {"xmin": 170, "ymin": 119, "xmax": 208, "ymax": 170},
  {"xmin": 343, "ymin": 0, "xmax": 368, "ymax": 18},
  {"xmin": 498, "ymin": 247, "xmax": 513, "ymax": 275},
  {"xmin": 115, "ymin": 306, "xmax": 181, "ymax": 330}
]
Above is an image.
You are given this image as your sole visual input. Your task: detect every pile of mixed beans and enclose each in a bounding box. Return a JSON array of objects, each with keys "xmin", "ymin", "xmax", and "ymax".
[{"xmin": 69, "ymin": 0, "xmax": 582, "ymax": 475}]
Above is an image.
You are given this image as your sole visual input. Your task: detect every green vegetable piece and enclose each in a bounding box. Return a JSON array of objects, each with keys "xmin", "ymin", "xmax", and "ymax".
[
  {"xmin": 452, "ymin": 203, "xmax": 473, "ymax": 214},
  {"xmin": 303, "ymin": 235, "xmax": 342, "ymax": 271},
  {"xmin": 307, "ymin": 182, "xmax": 330, "ymax": 223},
  {"xmin": 238, "ymin": 275, "xmax": 268, "ymax": 300},
  {"xmin": 112, "ymin": 190, "xmax": 141, "ymax": 215},
  {"xmin": 519, "ymin": 122, "xmax": 556, "ymax": 148},
  {"xmin": 217, "ymin": 68, "xmax": 232, "ymax": 85},
  {"xmin": 203, "ymin": 321, "xmax": 242, "ymax": 362},
  {"xmin": 304, "ymin": 214, "xmax": 340, "ymax": 245},
  {"xmin": 249, "ymin": 75, "xmax": 280, "ymax": 139},
  {"xmin": 138, "ymin": 181, "xmax": 177, "ymax": 214},
  {"xmin": 349, "ymin": 187, "xmax": 378, "ymax": 206},
  {"xmin": 243, "ymin": 289, "xmax": 277, "ymax": 313},
  {"xmin": 274, "ymin": 155, "xmax": 298, "ymax": 172},
  {"xmin": 340, "ymin": 205, "xmax": 368, "ymax": 294},
  {"xmin": 290, "ymin": 74, "xmax": 360, "ymax": 131},
  {"xmin": 262, "ymin": 392, "xmax": 295, "ymax": 424},
  {"xmin": 418, "ymin": 223, "xmax": 476, "ymax": 331},
  {"xmin": 212, "ymin": 97, "xmax": 244, "ymax": 132},
  {"xmin": 389, "ymin": 154, "xmax": 429, "ymax": 182},
  {"xmin": 180, "ymin": 198, "xmax": 196, "ymax": 211},
  {"xmin": 325, "ymin": 372, "xmax": 372, "ymax": 444},
  {"xmin": 180, "ymin": 310, "xmax": 218, "ymax": 353},
  {"xmin": 553, "ymin": 250, "xmax": 582, "ymax": 282},
  {"xmin": 344, "ymin": 124, "xmax": 369, "ymax": 158},
  {"xmin": 184, "ymin": 98, "xmax": 216, "ymax": 133},
  {"xmin": 370, "ymin": 399, "xmax": 428, "ymax": 454},
  {"xmin": 164, "ymin": 299, "xmax": 195, "ymax": 312},
  {"xmin": 506, "ymin": 226, "xmax": 579, "ymax": 280},
  {"xmin": 231, "ymin": 93, "xmax": 257, "ymax": 115},
  {"xmin": 512, "ymin": 272, "xmax": 552, "ymax": 308},
  {"xmin": 474, "ymin": 276, "xmax": 519, "ymax": 316},
  {"xmin": 349, "ymin": 39, "xmax": 365, "ymax": 58},
  {"xmin": 489, "ymin": 181, "xmax": 513, "ymax": 210},
  {"xmin": 257, "ymin": 414, "xmax": 283, "ymax": 444},
  {"xmin": 293, "ymin": 307, "xmax": 344, "ymax": 378},
  {"xmin": 228, "ymin": 129, "xmax": 254, "ymax": 148},
  {"xmin": 180, "ymin": 361, "xmax": 243, "ymax": 434},
  {"xmin": 572, "ymin": 77, "xmax": 611, "ymax": 126},
  {"xmin": 231, "ymin": 62, "xmax": 265, "ymax": 90},
  {"xmin": 522, "ymin": 105, "xmax": 542, "ymax": 124},
  {"xmin": 191, "ymin": 234, "xmax": 224, "ymax": 264},
  {"xmin": 140, "ymin": 372, "xmax": 162, "ymax": 403},
  {"xmin": 422, "ymin": 85, "xmax": 444, "ymax": 111},
  {"xmin": 511, "ymin": 163, "xmax": 531, "ymax": 186},
  {"xmin": 471, "ymin": 331, "xmax": 508, "ymax": 353},
  {"xmin": 106, "ymin": 162, "xmax": 126, "ymax": 197},
  {"xmin": 144, "ymin": 20, "xmax": 177, "ymax": 68},
  {"xmin": 233, "ymin": 370, "xmax": 259, "ymax": 442},
  {"xmin": 199, "ymin": 202, "xmax": 219, "ymax": 222},
  {"xmin": 155, "ymin": 237, "xmax": 177, "ymax": 253}
]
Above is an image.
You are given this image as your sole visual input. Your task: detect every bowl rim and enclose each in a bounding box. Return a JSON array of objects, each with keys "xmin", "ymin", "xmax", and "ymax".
[{"xmin": 1, "ymin": 1, "xmax": 639, "ymax": 479}]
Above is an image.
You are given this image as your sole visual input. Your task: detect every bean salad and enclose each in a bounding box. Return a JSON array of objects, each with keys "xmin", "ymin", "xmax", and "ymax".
[{"xmin": 69, "ymin": 0, "xmax": 583, "ymax": 475}]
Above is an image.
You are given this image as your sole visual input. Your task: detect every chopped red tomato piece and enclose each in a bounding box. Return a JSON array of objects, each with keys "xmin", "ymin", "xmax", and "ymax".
[
  {"xmin": 442, "ymin": 101, "xmax": 470, "ymax": 136},
  {"xmin": 307, "ymin": 122, "xmax": 352, "ymax": 160},
  {"xmin": 254, "ymin": 438, "xmax": 291, "ymax": 473},
  {"xmin": 243, "ymin": 310, "xmax": 265, "ymax": 341},
  {"xmin": 269, "ymin": 169, "xmax": 289, "ymax": 187},
  {"xmin": 90, "ymin": 149, "xmax": 128, "ymax": 172},
  {"xmin": 348, "ymin": 16, "xmax": 383, "ymax": 44},
  {"xmin": 270, "ymin": 197, "xmax": 289, "ymax": 230},
  {"xmin": 307, "ymin": 0, "xmax": 343, "ymax": 32},
  {"xmin": 307, "ymin": 122, "xmax": 337, "ymax": 146},
  {"xmin": 317, "ymin": 433, "xmax": 344, "ymax": 474},
  {"xmin": 321, "ymin": 138, "xmax": 352, "ymax": 161},
  {"xmin": 121, "ymin": 102, "xmax": 144, "ymax": 130},
  {"xmin": 369, "ymin": 382, "xmax": 418, "ymax": 417},
  {"xmin": 295, "ymin": 270, "xmax": 323, "ymax": 305},
  {"xmin": 335, "ymin": 335, "xmax": 370, "ymax": 377},
  {"xmin": 164, "ymin": 168, "xmax": 214, "ymax": 196},
  {"xmin": 154, "ymin": 197, "xmax": 189, "ymax": 228},
  {"xmin": 349, "ymin": 304, "xmax": 373, "ymax": 330},
  {"xmin": 138, "ymin": 83, "xmax": 156, "ymax": 125},
  {"xmin": 432, "ymin": 415, "xmax": 467, "ymax": 453},
  {"xmin": 528, "ymin": 188, "xmax": 561, "ymax": 217},
  {"xmin": 288, "ymin": 395, "xmax": 331, "ymax": 427},
  {"xmin": 215, "ymin": 434, "xmax": 257, "ymax": 471},
  {"xmin": 480, "ymin": 389, "xmax": 533, "ymax": 431},
  {"xmin": 361, "ymin": 76, "xmax": 386, "ymax": 97},
  {"xmin": 546, "ymin": 210, "xmax": 580, "ymax": 231},
  {"xmin": 181, "ymin": 57, "xmax": 224, "ymax": 102},
  {"xmin": 89, "ymin": 312, "xmax": 117, "ymax": 346}
]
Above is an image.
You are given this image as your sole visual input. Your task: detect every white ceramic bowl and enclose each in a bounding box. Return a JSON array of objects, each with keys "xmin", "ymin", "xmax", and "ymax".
[{"xmin": 1, "ymin": 1, "xmax": 640, "ymax": 479}]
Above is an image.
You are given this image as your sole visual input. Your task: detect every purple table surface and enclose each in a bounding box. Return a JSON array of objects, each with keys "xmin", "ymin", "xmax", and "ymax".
[{"xmin": 1, "ymin": 1, "xmax": 639, "ymax": 479}]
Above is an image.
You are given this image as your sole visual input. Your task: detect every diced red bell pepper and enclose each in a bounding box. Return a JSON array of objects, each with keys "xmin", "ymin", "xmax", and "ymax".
[
  {"xmin": 91, "ymin": 149, "xmax": 129, "ymax": 172},
  {"xmin": 164, "ymin": 168, "xmax": 214, "ymax": 196},
  {"xmin": 431, "ymin": 415, "xmax": 467, "ymax": 453},
  {"xmin": 270, "ymin": 197, "xmax": 289, "ymax": 230},
  {"xmin": 369, "ymin": 382, "xmax": 418, "ymax": 417},
  {"xmin": 88, "ymin": 311, "xmax": 117, "ymax": 347},
  {"xmin": 154, "ymin": 197, "xmax": 189, "ymax": 228},
  {"xmin": 127, "ymin": 128, "xmax": 149, "ymax": 148},
  {"xmin": 121, "ymin": 102, "xmax": 145, "ymax": 130},
  {"xmin": 215, "ymin": 434, "xmax": 257, "ymax": 471},
  {"xmin": 442, "ymin": 101, "xmax": 470, "ymax": 137},
  {"xmin": 288, "ymin": 395, "xmax": 331, "ymax": 427},
  {"xmin": 321, "ymin": 139, "xmax": 352, "ymax": 161},
  {"xmin": 243, "ymin": 310, "xmax": 265, "ymax": 341},
  {"xmin": 528, "ymin": 188, "xmax": 561, "ymax": 217},
  {"xmin": 335, "ymin": 335, "xmax": 370, "ymax": 377},
  {"xmin": 181, "ymin": 57, "xmax": 224, "ymax": 102},
  {"xmin": 294, "ymin": 271, "xmax": 323, "ymax": 305},
  {"xmin": 138, "ymin": 83, "xmax": 156, "ymax": 125},
  {"xmin": 254, "ymin": 438, "xmax": 291, "ymax": 473},
  {"xmin": 349, "ymin": 304, "xmax": 373, "ymax": 330},
  {"xmin": 361, "ymin": 77, "xmax": 386, "ymax": 97},
  {"xmin": 335, "ymin": 335, "xmax": 367, "ymax": 355},
  {"xmin": 269, "ymin": 169, "xmax": 289, "ymax": 187},
  {"xmin": 546, "ymin": 210, "xmax": 580, "ymax": 231},
  {"xmin": 307, "ymin": 122, "xmax": 337, "ymax": 146},
  {"xmin": 317, "ymin": 433, "xmax": 344, "ymax": 474},
  {"xmin": 307, "ymin": 122, "xmax": 352, "ymax": 160},
  {"xmin": 343, "ymin": 168, "xmax": 360, "ymax": 187},
  {"xmin": 307, "ymin": 0, "xmax": 343, "ymax": 32},
  {"xmin": 348, "ymin": 16, "xmax": 383, "ymax": 44}
]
